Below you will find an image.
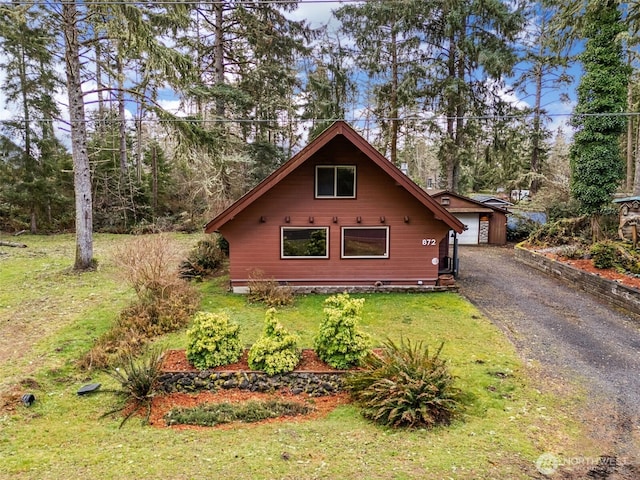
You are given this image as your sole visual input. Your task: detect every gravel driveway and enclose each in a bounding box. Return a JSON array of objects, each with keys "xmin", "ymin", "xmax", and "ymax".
[{"xmin": 457, "ymin": 245, "xmax": 640, "ymax": 478}]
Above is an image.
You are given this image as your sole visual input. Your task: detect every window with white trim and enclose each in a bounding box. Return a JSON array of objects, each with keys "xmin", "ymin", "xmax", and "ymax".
[
  {"xmin": 315, "ymin": 165, "xmax": 356, "ymax": 198},
  {"xmin": 281, "ymin": 227, "xmax": 329, "ymax": 258},
  {"xmin": 341, "ymin": 227, "xmax": 389, "ymax": 258}
]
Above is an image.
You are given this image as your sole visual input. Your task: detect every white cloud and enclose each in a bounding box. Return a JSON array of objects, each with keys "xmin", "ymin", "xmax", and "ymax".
[{"xmin": 289, "ymin": 2, "xmax": 340, "ymax": 30}]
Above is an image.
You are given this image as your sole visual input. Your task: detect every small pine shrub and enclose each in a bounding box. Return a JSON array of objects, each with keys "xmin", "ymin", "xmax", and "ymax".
[
  {"xmin": 590, "ymin": 241, "xmax": 617, "ymax": 269},
  {"xmin": 186, "ymin": 311, "xmax": 242, "ymax": 369},
  {"xmin": 248, "ymin": 308, "xmax": 300, "ymax": 375},
  {"xmin": 247, "ymin": 269, "xmax": 294, "ymax": 306},
  {"xmin": 345, "ymin": 338, "xmax": 461, "ymax": 429},
  {"xmin": 314, "ymin": 293, "xmax": 371, "ymax": 369},
  {"xmin": 179, "ymin": 238, "xmax": 226, "ymax": 280}
]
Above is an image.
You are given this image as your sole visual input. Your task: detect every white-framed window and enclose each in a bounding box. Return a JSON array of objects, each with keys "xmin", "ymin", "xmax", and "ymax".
[
  {"xmin": 315, "ymin": 165, "xmax": 356, "ymax": 198},
  {"xmin": 281, "ymin": 227, "xmax": 329, "ymax": 258},
  {"xmin": 341, "ymin": 227, "xmax": 389, "ymax": 258}
]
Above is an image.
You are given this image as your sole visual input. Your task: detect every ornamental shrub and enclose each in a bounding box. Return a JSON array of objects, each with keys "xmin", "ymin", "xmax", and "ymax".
[
  {"xmin": 590, "ymin": 241, "xmax": 617, "ymax": 269},
  {"xmin": 345, "ymin": 338, "xmax": 461, "ymax": 429},
  {"xmin": 179, "ymin": 238, "xmax": 226, "ymax": 280},
  {"xmin": 314, "ymin": 293, "xmax": 371, "ymax": 369},
  {"xmin": 186, "ymin": 312, "xmax": 242, "ymax": 369},
  {"xmin": 248, "ymin": 308, "xmax": 300, "ymax": 375}
]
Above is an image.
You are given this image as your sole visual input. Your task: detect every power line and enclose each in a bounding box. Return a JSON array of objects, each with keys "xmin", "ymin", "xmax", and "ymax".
[
  {"xmin": 1, "ymin": 0, "xmax": 362, "ymax": 6},
  {"xmin": 1, "ymin": 112, "xmax": 640, "ymax": 125}
]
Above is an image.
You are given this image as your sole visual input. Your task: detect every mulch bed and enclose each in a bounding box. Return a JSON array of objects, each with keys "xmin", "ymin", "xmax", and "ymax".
[{"xmin": 144, "ymin": 349, "xmax": 353, "ymax": 430}]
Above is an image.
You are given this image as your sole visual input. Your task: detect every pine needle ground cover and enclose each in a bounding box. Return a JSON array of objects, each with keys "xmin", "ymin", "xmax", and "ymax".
[{"xmin": 0, "ymin": 234, "xmax": 599, "ymax": 479}]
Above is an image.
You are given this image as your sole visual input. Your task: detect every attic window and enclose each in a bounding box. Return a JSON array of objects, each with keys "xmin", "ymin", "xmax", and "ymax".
[
  {"xmin": 281, "ymin": 227, "xmax": 328, "ymax": 258},
  {"xmin": 316, "ymin": 166, "xmax": 356, "ymax": 198},
  {"xmin": 441, "ymin": 197, "xmax": 450, "ymax": 206}
]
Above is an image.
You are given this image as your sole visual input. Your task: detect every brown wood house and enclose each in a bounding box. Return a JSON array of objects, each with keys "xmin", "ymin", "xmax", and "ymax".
[
  {"xmin": 430, "ymin": 190, "xmax": 508, "ymax": 245},
  {"xmin": 204, "ymin": 122, "xmax": 465, "ymax": 292}
]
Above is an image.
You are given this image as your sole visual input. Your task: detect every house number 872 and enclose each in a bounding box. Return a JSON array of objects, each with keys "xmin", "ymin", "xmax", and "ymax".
[{"xmin": 422, "ymin": 238, "xmax": 436, "ymax": 246}]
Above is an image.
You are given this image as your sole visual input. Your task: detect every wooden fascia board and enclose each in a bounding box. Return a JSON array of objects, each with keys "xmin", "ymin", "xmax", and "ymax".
[{"xmin": 204, "ymin": 121, "xmax": 464, "ymax": 234}]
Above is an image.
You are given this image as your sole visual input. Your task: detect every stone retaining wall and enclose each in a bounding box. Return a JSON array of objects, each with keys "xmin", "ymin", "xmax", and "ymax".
[
  {"xmin": 158, "ymin": 370, "xmax": 346, "ymax": 396},
  {"xmin": 514, "ymin": 245, "xmax": 640, "ymax": 318}
]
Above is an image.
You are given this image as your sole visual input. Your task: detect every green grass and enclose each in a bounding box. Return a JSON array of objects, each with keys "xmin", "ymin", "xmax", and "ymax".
[{"xmin": 0, "ymin": 233, "xmax": 599, "ymax": 479}]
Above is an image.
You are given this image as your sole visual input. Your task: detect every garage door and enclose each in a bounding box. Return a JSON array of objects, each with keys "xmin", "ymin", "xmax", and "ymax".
[{"xmin": 454, "ymin": 213, "xmax": 480, "ymax": 245}]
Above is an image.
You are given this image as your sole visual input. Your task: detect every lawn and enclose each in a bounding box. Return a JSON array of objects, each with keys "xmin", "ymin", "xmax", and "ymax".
[{"xmin": 0, "ymin": 233, "xmax": 598, "ymax": 479}]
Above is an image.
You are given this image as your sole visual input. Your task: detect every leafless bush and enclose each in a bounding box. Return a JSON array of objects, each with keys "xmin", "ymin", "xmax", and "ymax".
[
  {"xmin": 113, "ymin": 234, "xmax": 184, "ymax": 302},
  {"xmin": 247, "ymin": 269, "xmax": 294, "ymax": 306},
  {"xmin": 81, "ymin": 235, "xmax": 200, "ymax": 370}
]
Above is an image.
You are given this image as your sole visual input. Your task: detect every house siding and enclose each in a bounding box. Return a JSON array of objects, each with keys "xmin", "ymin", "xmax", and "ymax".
[{"xmin": 220, "ymin": 140, "xmax": 450, "ymax": 288}]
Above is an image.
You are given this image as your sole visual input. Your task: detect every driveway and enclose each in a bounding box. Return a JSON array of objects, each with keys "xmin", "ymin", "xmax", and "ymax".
[{"xmin": 457, "ymin": 245, "xmax": 640, "ymax": 476}]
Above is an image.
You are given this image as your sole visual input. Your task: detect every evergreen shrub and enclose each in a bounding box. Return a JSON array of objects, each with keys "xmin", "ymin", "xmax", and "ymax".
[
  {"xmin": 179, "ymin": 238, "xmax": 226, "ymax": 280},
  {"xmin": 248, "ymin": 308, "xmax": 300, "ymax": 375},
  {"xmin": 314, "ymin": 293, "xmax": 371, "ymax": 369},
  {"xmin": 345, "ymin": 338, "xmax": 461, "ymax": 429},
  {"xmin": 590, "ymin": 241, "xmax": 617, "ymax": 269},
  {"xmin": 186, "ymin": 312, "xmax": 242, "ymax": 369}
]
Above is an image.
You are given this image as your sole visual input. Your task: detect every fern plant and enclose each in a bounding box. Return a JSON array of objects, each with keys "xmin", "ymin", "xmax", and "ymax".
[
  {"xmin": 314, "ymin": 293, "xmax": 371, "ymax": 369},
  {"xmin": 248, "ymin": 308, "xmax": 300, "ymax": 375},
  {"xmin": 186, "ymin": 311, "xmax": 242, "ymax": 369},
  {"xmin": 345, "ymin": 338, "xmax": 461, "ymax": 428}
]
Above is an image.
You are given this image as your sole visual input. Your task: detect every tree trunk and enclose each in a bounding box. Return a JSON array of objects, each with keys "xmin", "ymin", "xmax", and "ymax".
[
  {"xmin": 627, "ymin": 75, "xmax": 634, "ymax": 192},
  {"xmin": 634, "ymin": 117, "xmax": 640, "ymax": 195},
  {"xmin": 531, "ymin": 61, "xmax": 543, "ymax": 195},
  {"xmin": 62, "ymin": 0, "xmax": 94, "ymax": 271},
  {"xmin": 151, "ymin": 144, "xmax": 158, "ymax": 217},
  {"xmin": 389, "ymin": 28, "xmax": 398, "ymax": 165},
  {"xmin": 117, "ymin": 48, "xmax": 127, "ymax": 176},
  {"xmin": 214, "ymin": 0, "xmax": 225, "ymax": 118}
]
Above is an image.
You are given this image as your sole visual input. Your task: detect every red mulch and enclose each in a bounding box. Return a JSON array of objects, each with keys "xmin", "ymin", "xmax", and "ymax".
[
  {"xmin": 143, "ymin": 349, "xmax": 352, "ymax": 430},
  {"xmin": 544, "ymin": 254, "xmax": 640, "ymax": 290}
]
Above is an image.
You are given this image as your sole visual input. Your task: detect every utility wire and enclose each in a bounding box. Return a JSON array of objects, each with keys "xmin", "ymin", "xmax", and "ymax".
[
  {"xmin": 1, "ymin": 112, "xmax": 640, "ymax": 125},
  {"xmin": 2, "ymin": 0, "xmax": 363, "ymax": 6}
]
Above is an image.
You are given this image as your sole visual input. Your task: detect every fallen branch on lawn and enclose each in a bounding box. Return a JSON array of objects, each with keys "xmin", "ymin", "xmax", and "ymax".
[{"xmin": 0, "ymin": 241, "xmax": 27, "ymax": 248}]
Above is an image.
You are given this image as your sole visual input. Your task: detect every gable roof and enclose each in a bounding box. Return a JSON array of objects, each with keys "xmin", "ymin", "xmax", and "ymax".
[
  {"xmin": 431, "ymin": 190, "xmax": 510, "ymax": 214},
  {"xmin": 204, "ymin": 121, "xmax": 464, "ymax": 234},
  {"xmin": 469, "ymin": 194, "xmax": 513, "ymax": 207}
]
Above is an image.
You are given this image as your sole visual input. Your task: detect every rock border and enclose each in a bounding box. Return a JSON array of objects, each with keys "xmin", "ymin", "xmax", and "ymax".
[
  {"xmin": 514, "ymin": 244, "xmax": 640, "ymax": 319},
  {"xmin": 157, "ymin": 370, "xmax": 346, "ymax": 397}
]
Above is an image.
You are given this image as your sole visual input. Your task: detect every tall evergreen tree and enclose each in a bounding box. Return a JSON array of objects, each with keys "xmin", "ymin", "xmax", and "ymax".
[
  {"xmin": 515, "ymin": 0, "xmax": 572, "ymax": 195},
  {"xmin": 570, "ymin": 0, "xmax": 630, "ymax": 239},
  {"xmin": 421, "ymin": 0, "xmax": 524, "ymax": 192},
  {"xmin": 302, "ymin": 35, "xmax": 355, "ymax": 140},
  {"xmin": 0, "ymin": 3, "xmax": 70, "ymax": 233},
  {"xmin": 335, "ymin": 0, "xmax": 426, "ymax": 164}
]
